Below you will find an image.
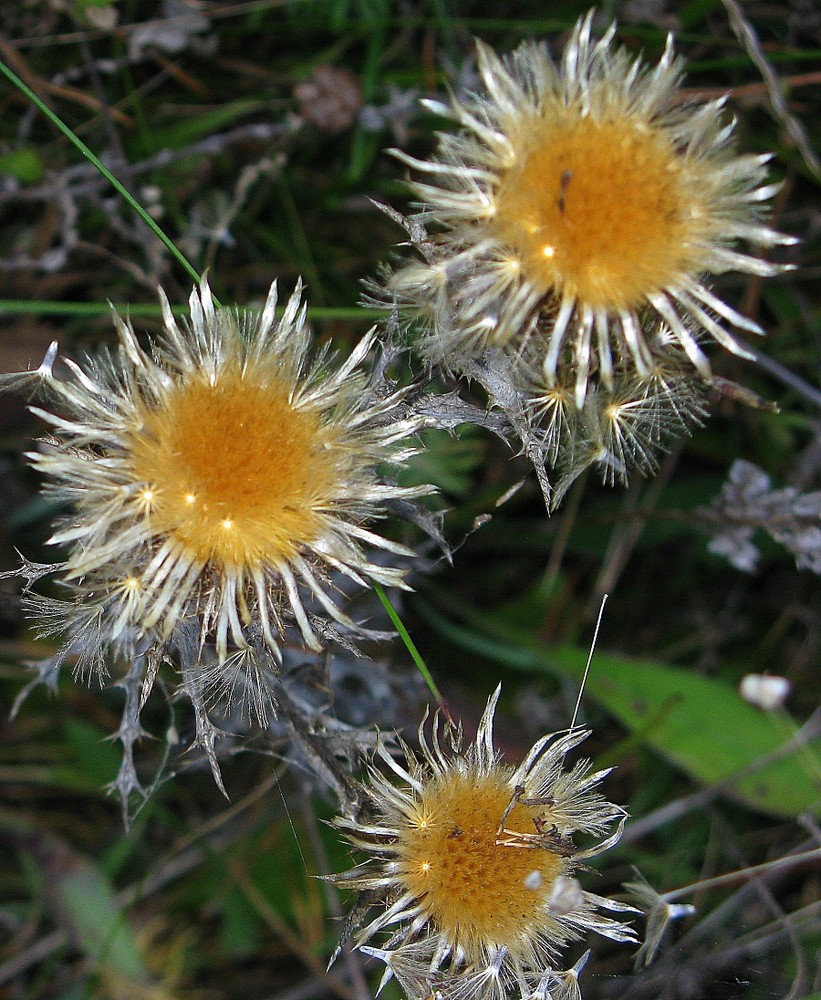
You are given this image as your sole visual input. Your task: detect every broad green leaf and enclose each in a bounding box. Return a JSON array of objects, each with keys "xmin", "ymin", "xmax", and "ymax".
[
  {"xmin": 218, "ymin": 887, "xmax": 261, "ymax": 958},
  {"xmin": 418, "ymin": 596, "xmax": 820, "ymax": 819},
  {"xmin": 552, "ymin": 645, "xmax": 820, "ymax": 819}
]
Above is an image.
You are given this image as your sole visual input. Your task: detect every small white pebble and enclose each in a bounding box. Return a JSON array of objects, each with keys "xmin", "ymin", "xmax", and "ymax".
[{"xmin": 740, "ymin": 673, "xmax": 791, "ymax": 711}]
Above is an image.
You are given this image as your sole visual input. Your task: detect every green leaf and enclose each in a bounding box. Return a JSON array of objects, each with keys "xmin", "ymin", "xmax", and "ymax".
[
  {"xmin": 218, "ymin": 887, "xmax": 261, "ymax": 958},
  {"xmin": 400, "ymin": 428, "xmax": 485, "ymax": 497},
  {"xmin": 0, "ymin": 147, "xmax": 44, "ymax": 183},
  {"xmin": 56, "ymin": 987, "xmax": 92, "ymax": 1000},
  {"xmin": 553, "ymin": 645, "xmax": 820, "ymax": 820},
  {"xmin": 418, "ymin": 595, "xmax": 820, "ymax": 819},
  {"xmin": 675, "ymin": 0, "xmax": 722, "ymax": 30},
  {"xmin": 56, "ymin": 858, "xmax": 148, "ymax": 984}
]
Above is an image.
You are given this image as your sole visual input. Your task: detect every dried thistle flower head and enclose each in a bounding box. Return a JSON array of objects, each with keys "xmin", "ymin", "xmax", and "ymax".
[
  {"xmin": 332, "ymin": 687, "xmax": 635, "ymax": 1000},
  {"xmin": 389, "ymin": 12, "xmax": 794, "ymax": 404},
  {"xmin": 4, "ymin": 278, "xmax": 430, "ymax": 732}
]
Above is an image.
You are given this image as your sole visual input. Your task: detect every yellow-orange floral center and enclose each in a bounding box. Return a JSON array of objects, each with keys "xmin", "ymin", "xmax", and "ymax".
[
  {"xmin": 396, "ymin": 771, "xmax": 565, "ymax": 960},
  {"xmin": 492, "ymin": 110, "xmax": 705, "ymax": 311},
  {"xmin": 128, "ymin": 366, "xmax": 339, "ymax": 568}
]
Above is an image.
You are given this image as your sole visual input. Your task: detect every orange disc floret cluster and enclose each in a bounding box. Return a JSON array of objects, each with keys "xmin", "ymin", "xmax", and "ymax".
[
  {"xmin": 128, "ymin": 366, "xmax": 339, "ymax": 569},
  {"xmin": 397, "ymin": 771, "xmax": 564, "ymax": 961},
  {"xmin": 492, "ymin": 112, "xmax": 702, "ymax": 312}
]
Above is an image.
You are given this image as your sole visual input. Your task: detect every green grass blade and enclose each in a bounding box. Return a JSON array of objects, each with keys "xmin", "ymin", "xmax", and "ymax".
[
  {"xmin": 374, "ymin": 582, "xmax": 443, "ymax": 705},
  {"xmin": 0, "ymin": 58, "xmax": 201, "ymax": 287}
]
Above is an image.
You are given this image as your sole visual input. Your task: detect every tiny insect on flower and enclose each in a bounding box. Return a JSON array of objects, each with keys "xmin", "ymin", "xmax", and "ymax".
[
  {"xmin": 331, "ymin": 686, "xmax": 636, "ymax": 1000},
  {"xmin": 387, "ymin": 12, "xmax": 795, "ymax": 408},
  {"xmin": 2, "ymin": 278, "xmax": 432, "ymax": 727}
]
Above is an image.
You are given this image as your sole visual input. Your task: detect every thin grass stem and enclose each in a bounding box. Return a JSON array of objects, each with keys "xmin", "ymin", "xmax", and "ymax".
[
  {"xmin": 0, "ymin": 57, "xmax": 201, "ymax": 287},
  {"xmin": 373, "ymin": 581, "xmax": 444, "ymax": 707}
]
